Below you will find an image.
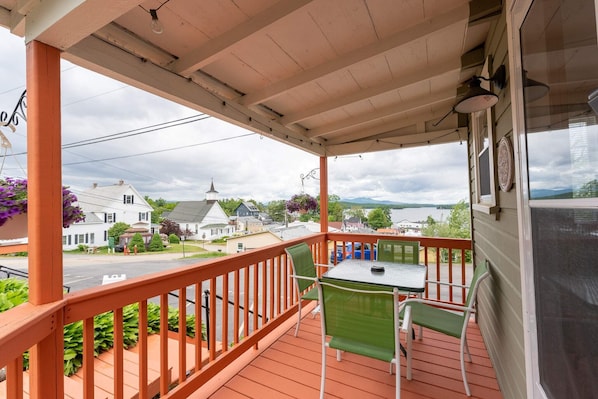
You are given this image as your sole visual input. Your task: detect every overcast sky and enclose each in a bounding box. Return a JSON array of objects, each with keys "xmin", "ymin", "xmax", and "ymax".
[{"xmin": 0, "ymin": 29, "xmax": 469, "ymax": 205}]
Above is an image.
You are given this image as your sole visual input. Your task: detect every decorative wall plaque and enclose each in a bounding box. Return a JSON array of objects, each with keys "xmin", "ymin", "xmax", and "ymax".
[{"xmin": 497, "ymin": 136, "xmax": 514, "ymax": 192}]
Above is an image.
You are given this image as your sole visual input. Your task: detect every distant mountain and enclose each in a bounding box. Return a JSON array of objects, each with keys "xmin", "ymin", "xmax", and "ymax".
[
  {"xmin": 530, "ymin": 188, "xmax": 573, "ymax": 199},
  {"xmin": 340, "ymin": 197, "xmax": 441, "ymax": 208}
]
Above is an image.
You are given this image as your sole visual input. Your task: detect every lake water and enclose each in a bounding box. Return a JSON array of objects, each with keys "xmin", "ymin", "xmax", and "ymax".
[{"xmin": 389, "ymin": 207, "xmax": 450, "ymax": 223}]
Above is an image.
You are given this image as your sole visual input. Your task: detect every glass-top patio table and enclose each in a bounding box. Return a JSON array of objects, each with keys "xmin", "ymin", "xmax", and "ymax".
[{"xmin": 322, "ymin": 259, "xmax": 427, "ymax": 292}]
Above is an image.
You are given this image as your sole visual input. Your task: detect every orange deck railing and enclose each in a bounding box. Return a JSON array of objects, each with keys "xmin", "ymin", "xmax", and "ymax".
[{"xmin": 0, "ymin": 233, "xmax": 472, "ymax": 399}]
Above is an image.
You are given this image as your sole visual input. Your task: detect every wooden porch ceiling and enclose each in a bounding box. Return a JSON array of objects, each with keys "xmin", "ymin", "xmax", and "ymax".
[{"xmin": 0, "ymin": 0, "xmax": 502, "ymax": 157}]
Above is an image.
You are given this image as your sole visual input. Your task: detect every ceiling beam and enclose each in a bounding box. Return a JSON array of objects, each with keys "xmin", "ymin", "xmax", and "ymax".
[
  {"xmin": 280, "ymin": 60, "xmax": 461, "ymax": 125},
  {"xmin": 25, "ymin": 0, "xmax": 140, "ymax": 49},
  {"xmin": 305, "ymin": 89, "xmax": 456, "ymax": 138},
  {"xmin": 324, "ymin": 106, "xmax": 457, "ymax": 145},
  {"xmin": 170, "ymin": 0, "xmax": 314, "ymax": 76},
  {"xmin": 326, "ymin": 128, "xmax": 466, "ymax": 157},
  {"xmin": 239, "ymin": 4, "xmax": 469, "ymax": 106}
]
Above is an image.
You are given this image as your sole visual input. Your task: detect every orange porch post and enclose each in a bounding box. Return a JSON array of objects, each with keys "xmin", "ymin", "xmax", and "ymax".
[
  {"xmin": 319, "ymin": 156, "xmax": 328, "ymax": 262},
  {"xmin": 26, "ymin": 40, "xmax": 65, "ymax": 399}
]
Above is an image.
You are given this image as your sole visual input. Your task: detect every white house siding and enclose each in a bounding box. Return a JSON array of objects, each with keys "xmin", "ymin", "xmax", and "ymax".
[
  {"xmin": 63, "ymin": 182, "xmax": 153, "ymax": 251},
  {"xmin": 62, "ymin": 221, "xmax": 106, "ymax": 250}
]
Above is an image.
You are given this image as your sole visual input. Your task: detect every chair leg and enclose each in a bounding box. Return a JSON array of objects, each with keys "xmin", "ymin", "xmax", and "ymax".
[
  {"xmin": 395, "ymin": 358, "xmax": 400, "ymax": 399},
  {"xmin": 320, "ymin": 344, "xmax": 326, "ymax": 399},
  {"xmin": 460, "ymin": 337, "xmax": 472, "ymax": 396},
  {"xmin": 294, "ymin": 299, "xmax": 302, "ymax": 337},
  {"xmin": 464, "ymin": 335, "xmax": 472, "ymax": 362},
  {"xmin": 406, "ymin": 323, "xmax": 413, "ymax": 381}
]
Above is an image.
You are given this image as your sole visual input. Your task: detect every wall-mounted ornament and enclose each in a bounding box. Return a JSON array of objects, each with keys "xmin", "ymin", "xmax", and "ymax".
[{"xmin": 497, "ymin": 136, "xmax": 514, "ymax": 192}]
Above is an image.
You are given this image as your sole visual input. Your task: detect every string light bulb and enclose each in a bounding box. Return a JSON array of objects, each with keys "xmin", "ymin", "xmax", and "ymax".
[{"xmin": 150, "ymin": 9, "xmax": 164, "ymax": 34}]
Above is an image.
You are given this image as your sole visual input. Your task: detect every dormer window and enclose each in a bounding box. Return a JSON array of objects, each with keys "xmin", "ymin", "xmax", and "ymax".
[{"xmin": 124, "ymin": 195, "xmax": 134, "ymax": 204}]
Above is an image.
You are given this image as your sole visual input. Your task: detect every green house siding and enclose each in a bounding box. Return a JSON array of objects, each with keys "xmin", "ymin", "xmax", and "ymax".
[{"xmin": 469, "ymin": 9, "xmax": 526, "ymax": 399}]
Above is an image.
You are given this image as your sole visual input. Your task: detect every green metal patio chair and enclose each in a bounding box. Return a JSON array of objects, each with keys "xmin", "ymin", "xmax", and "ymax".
[
  {"xmin": 376, "ymin": 239, "xmax": 420, "ymax": 264},
  {"xmin": 317, "ymin": 278, "xmax": 412, "ymax": 399},
  {"xmin": 285, "ymin": 242, "xmax": 331, "ymax": 337},
  {"xmin": 399, "ymin": 260, "xmax": 490, "ymax": 396}
]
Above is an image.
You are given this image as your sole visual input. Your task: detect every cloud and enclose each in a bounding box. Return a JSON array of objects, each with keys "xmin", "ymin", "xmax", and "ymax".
[{"xmin": 0, "ymin": 28, "xmax": 468, "ymax": 206}]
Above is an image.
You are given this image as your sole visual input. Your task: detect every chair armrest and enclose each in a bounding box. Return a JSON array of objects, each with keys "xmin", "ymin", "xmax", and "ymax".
[
  {"xmin": 399, "ymin": 297, "xmax": 475, "ymax": 313},
  {"xmin": 314, "ymin": 263, "xmax": 333, "ymax": 268},
  {"xmin": 425, "ymin": 280, "xmax": 469, "ymax": 289},
  {"xmin": 289, "ymin": 274, "xmax": 317, "ymax": 283}
]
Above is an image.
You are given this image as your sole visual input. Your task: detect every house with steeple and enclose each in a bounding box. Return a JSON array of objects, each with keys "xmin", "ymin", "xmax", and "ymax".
[{"xmin": 166, "ymin": 180, "xmax": 234, "ymax": 240}]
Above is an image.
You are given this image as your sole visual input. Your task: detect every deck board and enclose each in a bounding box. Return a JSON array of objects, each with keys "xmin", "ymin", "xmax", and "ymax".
[{"xmin": 205, "ymin": 315, "xmax": 503, "ymax": 399}]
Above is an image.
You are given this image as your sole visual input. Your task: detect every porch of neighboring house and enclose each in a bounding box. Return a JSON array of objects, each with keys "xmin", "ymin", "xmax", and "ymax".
[{"xmin": 0, "ymin": 233, "xmax": 503, "ymax": 399}]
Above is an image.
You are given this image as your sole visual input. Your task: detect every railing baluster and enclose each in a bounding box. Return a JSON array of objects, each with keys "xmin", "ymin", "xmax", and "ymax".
[
  {"xmin": 83, "ymin": 317, "xmax": 94, "ymax": 399},
  {"xmin": 233, "ymin": 270, "xmax": 240, "ymax": 345},
  {"xmin": 253, "ymin": 262, "xmax": 259, "ymax": 332},
  {"xmin": 113, "ymin": 307, "xmax": 124, "ymax": 399},
  {"xmin": 221, "ymin": 277, "xmax": 228, "ymax": 353},
  {"xmin": 262, "ymin": 259, "xmax": 268, "ymax": 324},
  {"xmin": 6, "ymin": 356, "xmax": 23, "ymax": 399},
  {"xmin": 178, "ymin": 287, "xmax": 186, "ymax": 383},
  {"xmin": 138, "ymin": 300, "xmax": 148, "ymax": 399},
  {"xmin": 209, "ymin": 279, "xmax": 217, "ymax": 361},
  {"xmin": 159, "ymin": 294, "xmax": 169, "ymax": 396},
  {"xmin": 244, "ymin": 266, "xmax": 250, "ymax": 342}
]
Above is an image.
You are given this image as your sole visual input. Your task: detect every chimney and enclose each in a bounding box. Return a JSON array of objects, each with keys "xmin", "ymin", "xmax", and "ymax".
[
  {"xmin": 92, "ymin": 183, "xmax": 98, "ymax": 188},
  {"xmin": 118, "ymin": 180, "xmax": 124, "ymax": 185}
]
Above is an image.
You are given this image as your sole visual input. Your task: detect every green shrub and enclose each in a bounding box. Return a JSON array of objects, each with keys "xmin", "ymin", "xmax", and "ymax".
[
  {"xmin": 0, "ymin": 278, "xmax": 29, "ymax": 312},
  {"xmin": 128, "ymin": 232, "xmax": 146, "ymax": 252},
  {"xmin": 77, "ymin": 244, "xmax": 87, "ymax": 252},
  {"xmin": 148, "ymin": 233, "xmax": 164, "ymax": 252},
  {"xmin": 169, "ymin": 233, "xmax": 180, "ymax": 244}
]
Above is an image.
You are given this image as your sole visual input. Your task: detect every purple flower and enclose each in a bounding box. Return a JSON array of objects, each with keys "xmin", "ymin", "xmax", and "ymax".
[
  {"xmin": 0, "ymin": 178, "xmax": 85, "ymax": 228},
  {"xmin": 286, "ymin": 193, "xmax": 318, "ymax": 213}
]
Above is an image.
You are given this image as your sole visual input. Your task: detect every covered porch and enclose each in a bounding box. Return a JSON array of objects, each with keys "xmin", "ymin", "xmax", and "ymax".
[
  {"xmin": 0, "ymin": 0, "xmax": 540, "ymax": 399},
  {"xmin": 1, "ymin": 233, "xmax": 501, "ymax": 398}
]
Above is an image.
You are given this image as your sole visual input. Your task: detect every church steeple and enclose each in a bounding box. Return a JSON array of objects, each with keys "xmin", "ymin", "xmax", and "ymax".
[{"xmin": 206, "ymin": 179, "xmax": 219, "ymax": 201}]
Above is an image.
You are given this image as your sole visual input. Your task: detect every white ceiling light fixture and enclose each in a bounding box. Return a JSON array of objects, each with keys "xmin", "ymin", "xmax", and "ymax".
[
  {"xmin": 149, "ymin": 9, "xmax": 164, "ymax": 34},
  {"xmin": 454, "ymin": 65, "xmax": 506, "ymax": 114},
  {"xmin": 147, "ymin": 0, "xmax": 172, "ymax": 35}
]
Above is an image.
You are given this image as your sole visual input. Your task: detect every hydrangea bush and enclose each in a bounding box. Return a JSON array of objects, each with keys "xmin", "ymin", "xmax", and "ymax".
[{"xmin": 0, "ymin": 177, "xmax": 85, "ymax": 228}]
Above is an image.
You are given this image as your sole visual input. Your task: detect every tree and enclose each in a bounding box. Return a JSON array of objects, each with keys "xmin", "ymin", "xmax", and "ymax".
[
  {"xmin": 108, "ymin": 222, "xmax": 130, "ymax": 242},
  {"xmin": 345, "ymin": 206, "xmax": 366, "ymax": 221},
  {"xmin": 367, "ymin": 207, "xmax": 392, "ymax": 230},
  {"xmin": 219, "ymin": 198, "xmax": 245, "ymax": 216},
  {"xmin": 326, "ymin": 194, "xmax": 344, "ymax": 222},
  {"xmin": 266, "ymin": 200, "xmax": 287, "ymax": 223},
  {"xmin": 129, "ymin": 232, "xmax": 145, "ymax": 252},
  {"xmin": 148, "ymin": 233, "xmax": 164, "ymax": 252},
  {"xmin": 145, "ymin": 196, "xmax": 177, "ymax": 224},
  {"xmin": 446, "ymin": 200, "xmax": 471, "ymax": 239},
  {"xmin": 160, "ymin": 218, "xmax": 182, "ymax": 237}
]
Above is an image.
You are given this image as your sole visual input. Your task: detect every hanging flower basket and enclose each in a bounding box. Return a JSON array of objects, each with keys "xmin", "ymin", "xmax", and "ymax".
[
  {"xmin": 0, "ymin": 212, "xmax": 27, "ymax": 240},
  {"xmin": 286, "ymin": 193, "xmax": 318, "ymax": 213},
  {"xmin": 0, "ymin": 177, "xmax": 85, "ymax": 240}
]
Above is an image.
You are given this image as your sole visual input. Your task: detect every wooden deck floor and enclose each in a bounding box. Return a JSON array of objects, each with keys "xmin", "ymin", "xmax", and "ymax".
[{"xmin": 200, "ymin": 314, "xmax": 503, "ymax": 399}]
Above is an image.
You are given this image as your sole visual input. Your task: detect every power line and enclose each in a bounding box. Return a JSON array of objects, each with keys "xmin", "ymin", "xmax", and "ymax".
[
  {"xmin": 64, "ymin": 133, "xmax": 255, "ymax": 166},
  {"xmin": 62, "ymin": 114, "xmax": 211, "ymax": 148}
]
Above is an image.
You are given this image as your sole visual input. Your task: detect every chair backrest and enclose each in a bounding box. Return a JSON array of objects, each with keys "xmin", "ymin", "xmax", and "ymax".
[
  {"xmin": 465, "ymin": 260, "xmax": 490, "ymax": 308},
  {"xmin": 318, "ymin": 278, "xmax": 398, "ymax": 362},
  {"xmin": 376, "ymin": 239, "xmax": 420, "ymax": 264},
  {"xmin": 285, "ymin": 242, "xmax": 317, "ymax": 293}
]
